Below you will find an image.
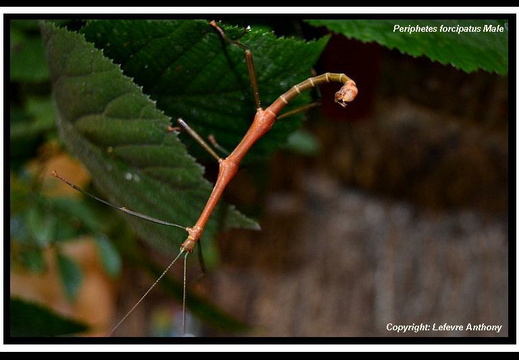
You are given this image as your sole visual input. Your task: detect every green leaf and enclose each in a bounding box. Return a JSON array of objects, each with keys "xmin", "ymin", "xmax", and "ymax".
[
  {"xmin": 10, "ymin": 97, "xmax": 57, "ymax": 142},
  {"xmin": 307, "ymin": 19, "xmax": 508, "ymax": 75},
  {"xmin": 25, "ymin": 96, "xmax": 58, "ymax": 130},
  {"xmin": 26, "ymin": 205, "xmax": 56, "ymax": 247},
  {"xmin": 50, "ymin": 196, "xmax": 106, "ymax": 235},
  {"xmin": 12, "ymin": 245, "xmax": 46, "ymax": 274},
  {"xmin": 10, "ymin": 297, "xmax": 88, "ymax": 337},
  {"xmin": 94, "ymin": 233, "xmax": 122, "ymax": 277},
  {"xmin": 40, "ymin": 21, "xmax": 257, "ymax": 256},
  {"xmin": 41, "ymin": 20, "xmax": 327, "ymax": 255},
  {"xmin": 10, "ymin": 20, "xmax": 50, "ymax": 82},
  {"xmin": 80, "ymin": 19, "xmax": 329, "ymax": 162},
  {"xmin": 56, "ymin": 252, "xmax": 83, "ymax": 300}
]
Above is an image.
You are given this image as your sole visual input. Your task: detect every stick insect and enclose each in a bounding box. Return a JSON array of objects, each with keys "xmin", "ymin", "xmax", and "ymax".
[{"xmin": 53, "ymin": 20, "xmax": 358, "ymax": 336}]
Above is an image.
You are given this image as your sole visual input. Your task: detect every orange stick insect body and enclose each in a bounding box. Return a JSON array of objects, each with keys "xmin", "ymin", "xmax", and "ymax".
[
  {"xmin": 53, "ymin": 21, "xmax": 357, "ymax": 336},
  {"xmin": 181, "ymin": 72, "xmax": 357, "ymax": 253}
]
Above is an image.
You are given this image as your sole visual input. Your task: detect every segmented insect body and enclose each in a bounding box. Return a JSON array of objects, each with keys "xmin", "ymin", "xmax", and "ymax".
[
  {"xmin": 54, "ymin": 20, "xmax": 357, "ymax": 336},
  {"xmin": 180, "ymin": 72, "xmax": 357, "ymax": 253}
]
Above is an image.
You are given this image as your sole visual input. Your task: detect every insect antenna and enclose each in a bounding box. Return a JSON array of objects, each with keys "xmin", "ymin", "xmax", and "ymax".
[
  {"xmin": 182, "ymin": 250, "xmax": 190, "ymax": 335},
  {"xmin": 51, "ymin": 170, "xmax": 188, "ymax": 231},
  {"xmin": 51, "ymin": 170, "xmax": 192, "ymax": 336},
  {"xmin": 108, "ymin": 249, "xmax": 188, "ymax": 337}
]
